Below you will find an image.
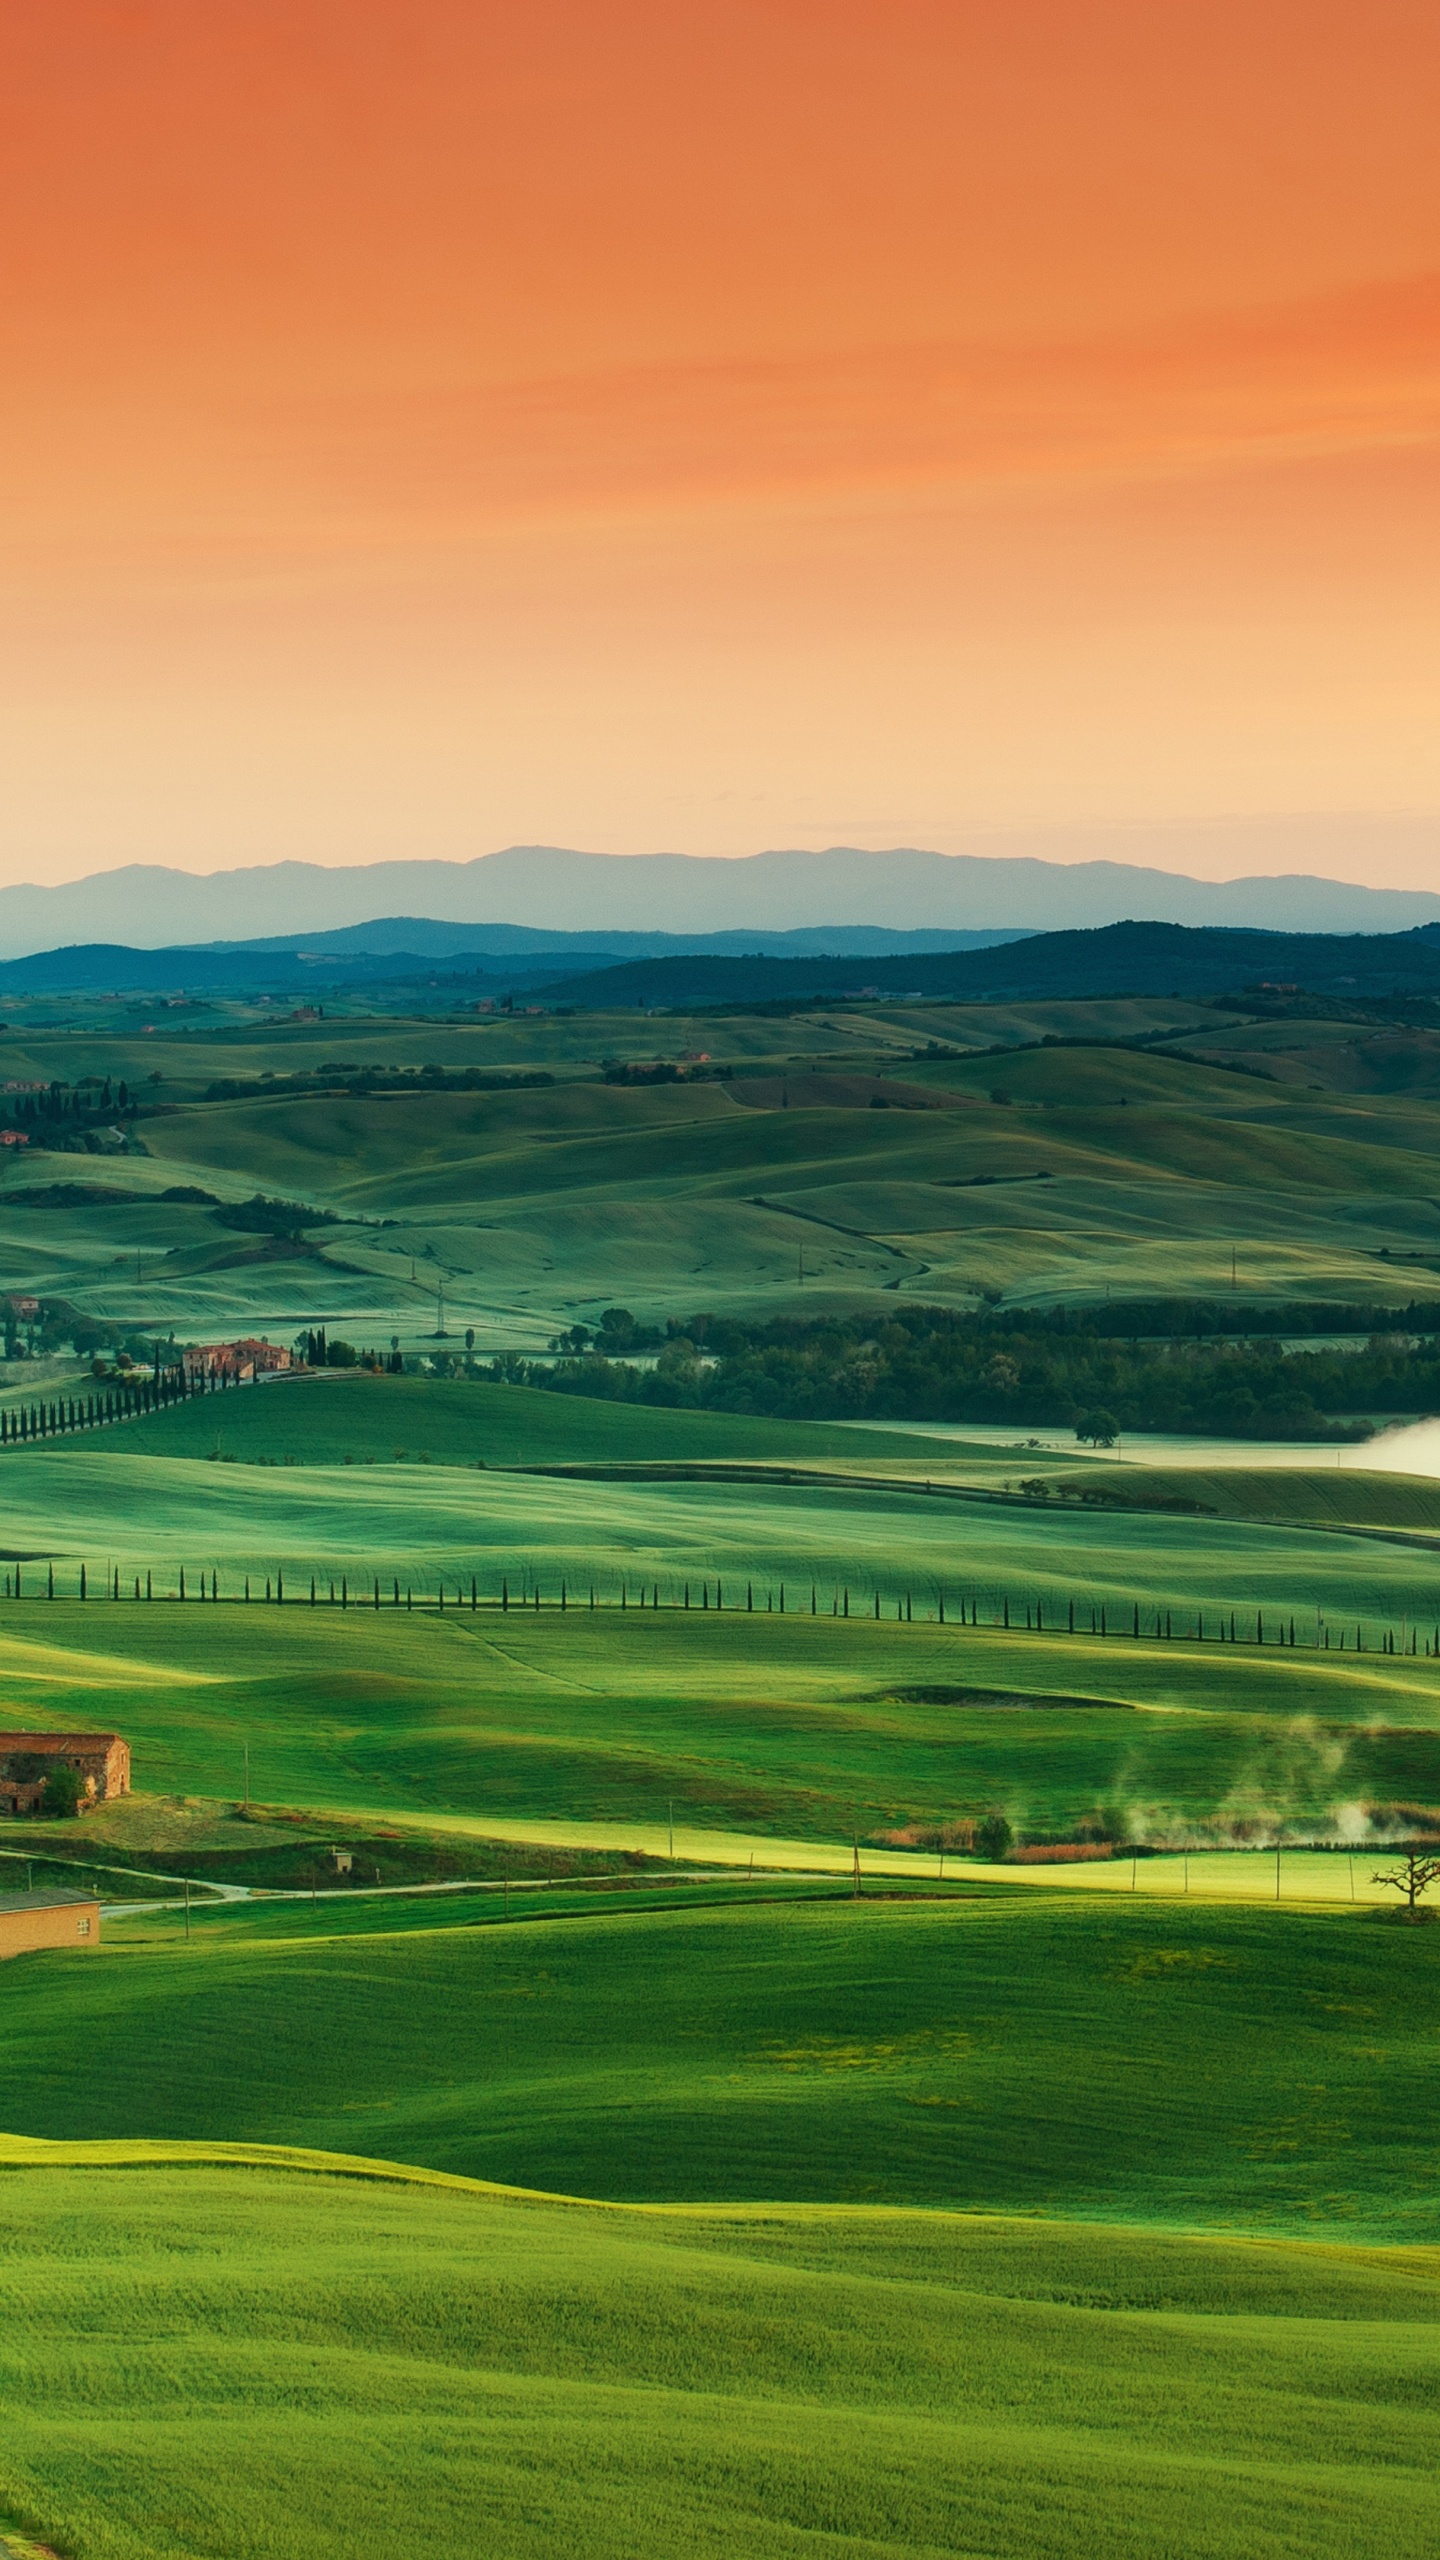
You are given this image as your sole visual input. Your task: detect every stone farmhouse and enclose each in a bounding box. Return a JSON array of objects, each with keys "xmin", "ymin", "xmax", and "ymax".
[
  {"xmin": 184, "ymin": 1337, "xmax": 294, "ymax": 1381},
  {"xmin": 0, "ymin": 1731, "xmax": 130, "ymax": 1815}
]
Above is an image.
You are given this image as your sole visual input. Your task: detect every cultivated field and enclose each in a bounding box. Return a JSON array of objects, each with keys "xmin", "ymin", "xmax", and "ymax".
[
  {"xmin": 4, "ymin": 992, "xmax": 1440, "ymax": 2557},
  {"xmin": 9, "ymin": 989, "xmax": 1440, "ymax": 1336},
  {"xmin": 3, "ymin": 2151, "xmax": 1434, "ymax": 2560}
]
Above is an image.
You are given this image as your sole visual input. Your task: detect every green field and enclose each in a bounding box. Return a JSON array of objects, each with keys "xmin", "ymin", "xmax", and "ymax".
[
  {"xmin": 10, "ymin": 986, "xmax": 1440, "ymax": 1335},
  {"xmin": 5, "ymin": 1599, "xmax": 1440, "ymax": 1849},
  {"xmin": 2, "ymin": 2151, "xmax": 1434, "ymax": 2560},
  {"xmin": 7, "ymin": 991, "xmax": 1440, "ymax": 2554},
  {"xmin": 5, "ymin": 1890, "xmax": 1437, "ymax": 2237}
]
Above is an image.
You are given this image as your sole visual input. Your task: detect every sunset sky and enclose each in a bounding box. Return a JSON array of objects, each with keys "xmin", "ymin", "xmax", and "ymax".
[{"xmin": 3, "ymin": 1, "xmax": 1439, "ymax": 889}]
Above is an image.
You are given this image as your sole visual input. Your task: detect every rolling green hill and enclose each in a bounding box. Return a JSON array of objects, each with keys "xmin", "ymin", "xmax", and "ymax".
[
  {"xmin": 3, "ymin": 1892, "xmax": 1437, "ymax": 2235},
  {"xmin": 9, "ymin": 989, "xmax": 1440, "ymax": 1336},
  {"xmin": 112, "ymin": 1370, "xmax": 945, "ymax": 1468},
  {"xmin": 5, "ymin": 1598, "xmax": 1440, "ymax": 1847},
  {"xmin": 2, "ymin": 2151, "xmax": 1434, "ymax": 2560}
]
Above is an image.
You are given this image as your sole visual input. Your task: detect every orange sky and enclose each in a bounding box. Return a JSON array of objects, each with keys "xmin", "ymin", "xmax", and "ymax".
[{"xmin": 2, "ymin": 0, "xmax": 1439, "ymax": 887}]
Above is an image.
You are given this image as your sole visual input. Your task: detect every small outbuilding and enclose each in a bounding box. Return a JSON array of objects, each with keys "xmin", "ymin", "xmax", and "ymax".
[{"xmin": 0, "ymin": 1887, "xmax": 101, "ymax": 1958}]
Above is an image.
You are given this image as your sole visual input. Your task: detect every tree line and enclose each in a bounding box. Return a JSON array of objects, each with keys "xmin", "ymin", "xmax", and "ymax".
[
  {"xmin": 506, "ymin": 1304, "xmax": 1440, "ymax": 1439},
  {"xmin": 0, "ymin": 1361, "xmax": 197, "ymax": 1444},
  {"xmin": 0, "ymin": 1563, "xmax": 1432, "ymax": 1656}
]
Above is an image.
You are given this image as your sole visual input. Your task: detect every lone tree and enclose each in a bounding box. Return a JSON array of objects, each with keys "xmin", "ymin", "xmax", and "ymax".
[
  {"xmin": 975, "ymin": 1812, "xmax": 1014, "ymax": 1862},
  {"xmin": 1371, "ymin": 1847, "xmax": 1440, "ymax": 1914},
  {"xmin": 1075, "ymin": 1410, "xmax": 1120, "ymax": 1449}
]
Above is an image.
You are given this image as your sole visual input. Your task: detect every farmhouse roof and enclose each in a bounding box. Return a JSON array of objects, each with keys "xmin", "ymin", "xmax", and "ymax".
[
  {"xmin": 0, "ymin": 1732, "xmax": 123, "ymax": 1751},
  {"xmin": 0, "ymin": 1888, "xmax": 100, "ymax": 1917}
]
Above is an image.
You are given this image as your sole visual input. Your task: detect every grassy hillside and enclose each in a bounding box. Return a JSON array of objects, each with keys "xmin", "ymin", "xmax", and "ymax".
[
  {"xmin": 3, "ymin": 1893, "xmax": 1437, "ymax": 2236},
  {"xmin": 9, "ymin": 991, "xmax": 1440, "ymax": 1335},
  {"xmin": 1, "ymin": 2154, "xmax": 1433, "ymax": 2560},
  {"xmin": 4, "ymin": 1602, "xmax": 1439, "ymax": 1846},
  {"xmin": 9, "ymin": 1432, "xmax": 1440, "ymax": 1642},
  {"xmin": 114, "ymin": 1371, "xmax": 944, "ymax": 1468}
]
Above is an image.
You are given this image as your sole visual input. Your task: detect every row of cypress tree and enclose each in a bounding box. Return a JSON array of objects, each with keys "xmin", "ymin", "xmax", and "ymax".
[
  {"xmin": 0, "ymin": 1361, "xmax": 211, "ymax": 1445},
  {"xmin": 0, "ymin": 1561, "xmax": 1431, "ymax": 1653}
]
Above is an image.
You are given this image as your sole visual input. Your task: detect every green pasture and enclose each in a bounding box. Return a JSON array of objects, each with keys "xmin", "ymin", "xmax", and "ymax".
[
  {"xmin": 0, "ymin": 2155, "xmax": 1433, "ymax": 2560},
  {"xmin": 0, "ymin": 989, "xmax": 1220, "ymax": 1095},
  {"xmin": 10, "ymin": 987, "xmax": 1440, "ymax": 1332},
  {"xmin": 3, "ymin": 1893, "xmax": 1438, "ymax": 2238},
  {"xmin": 4, "ymin": 1596, "xmax": 1440, "ymax": 1844},
  {"xmin": 113, "ymin": 1370, "xmax": 943, "ymax": 1468},
  {"xmin": 7, "ymin": 1429, "xmax": 1440, "ymax": 1642}
]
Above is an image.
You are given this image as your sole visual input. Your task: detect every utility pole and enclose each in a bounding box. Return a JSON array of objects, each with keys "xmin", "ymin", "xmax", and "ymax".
[
  {"xmin": 243, "ymin": 1742, "xmax": 249, "ymax": 1809},
  {"xmin": 184, "ymin": 1879, "xmax": 191, "ymax": 1941},
  {"xmin": 668, "ymin": 1799, "xmax": 675, "ymax": 1862}
]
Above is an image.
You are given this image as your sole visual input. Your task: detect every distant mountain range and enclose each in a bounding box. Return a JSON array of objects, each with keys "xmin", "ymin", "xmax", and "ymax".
[
  {"xmin": 0, "ymin": 921, "xmax": 1022, "ymax": 998},
  {"xmin": 0, "ymin": 838, "xmax": 1437, "ymax": 960},
  {"xmin": 5, "ymin": 918, "xmax": 1440, "ymax": 1008},
  {"xmin": 534, "ymin": 922, "xmax": 1440, "ymax": 1011}
]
